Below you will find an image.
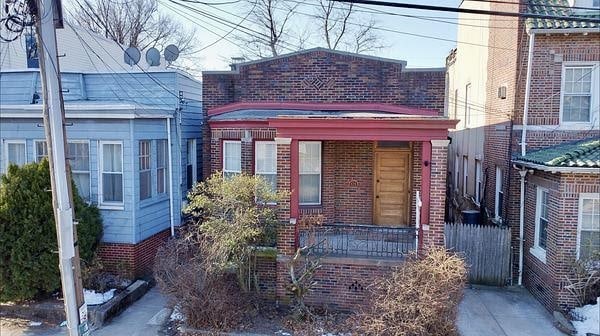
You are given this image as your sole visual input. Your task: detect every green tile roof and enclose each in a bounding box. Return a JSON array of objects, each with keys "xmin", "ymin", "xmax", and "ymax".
[
  {"xmin": 527, "ymin": 0, "xmax": 600, "ymax": 30},
  {"xmin": 515, "ymin": 138, "xmax": 600, "ymax": 168}
]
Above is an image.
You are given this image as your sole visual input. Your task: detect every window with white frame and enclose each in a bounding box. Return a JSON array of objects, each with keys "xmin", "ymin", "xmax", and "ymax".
[
  {"xmin": 475, "ymin": 159, "xmax": 482, "ymax": 204},
  {"xmin": 139, "ymin": 140, "xmax": 151, "ymax": 200},
  {"xmin": 99, "ymin": 141, "xmax": 123, "ymax": 206},
  {"xmin": 532, "ymin": 187, "xmax": 549, "ymax": 262},
  {"xmin": 157, "ymin": 140, "xmax": 168, "ymax": 194},
  {"xmin": 465, "ymin": 83, "xmax": 472, "ymax": 127},
  {"xmin": 34, "ymin": 140, "xmax": 48, "ymax": 162},
  {"xmin": 462, "ymin": 156, "xmax": 468, "ymax": 196},
  {"xmin": 222, "ymin": 140, "xmax": 241, "ymax": 179},
  {"xmin": 68, "ymin": 141, "xmax": 90, "ymax": 201},
  {"xmin": 562, "ymin": 65, "xmax": 598, "ymax": 123},
  {"xmin": 299, "ymin": 141, "xmax": 321, "ymax": 205},
  {"xmin": 255, "ymin": 141, "xmax": 277, "ymax": 191},
  {"xmin": 578, "ymin": 194, "xmax": 600, "ymax": 260},
  {"xmin": 495, "ymin": 167, "xmax": 504, "ymax": 220},
  {"xmin": 4, "ymin": 140, "xmax": 26, "ymax": 168},
  {"xmin": 186, "ymin": 139, "xmax": 197, "ymax": 189},
  {"xmin": 454, "ymin": 153, "xmax": 459, "ymax": 191}
]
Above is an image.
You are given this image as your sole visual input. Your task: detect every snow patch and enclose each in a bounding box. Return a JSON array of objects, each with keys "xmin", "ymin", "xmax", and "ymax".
[
  {"xmin": 170, "ymin": 305, "xmax": 184, "ymax": 321},
  {"xmin": 83, "ymin": 288, "xmax": 116, "ymax": 306},
  {"xmin": 28, "ymin": 321, "xmax": 42, "ymax": 327},
  {"xmin": 572, "ymin": 297, "xmax": 600, "ymax": 336}
]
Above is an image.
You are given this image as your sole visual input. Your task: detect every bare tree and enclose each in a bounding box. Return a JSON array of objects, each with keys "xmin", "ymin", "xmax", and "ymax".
[
  {"xmin": 315, "ymin": 0, "xmax": 383, "ymax": 54},
  {"xmin": 240, "ymin": 0, "xmax": 299, "ymax": 57},
  {"xmin": 71, "ymin": 0, "xmax": 198, "ymax": 57}
]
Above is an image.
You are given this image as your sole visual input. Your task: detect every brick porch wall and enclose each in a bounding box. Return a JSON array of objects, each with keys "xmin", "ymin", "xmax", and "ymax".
[{"xmin": 97, "ymin": 229, "xmax": 171, "ymax": 278}]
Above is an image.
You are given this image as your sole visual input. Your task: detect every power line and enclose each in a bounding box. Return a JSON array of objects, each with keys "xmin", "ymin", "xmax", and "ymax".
[{"xmin": 332, "ymin": 0, "xmax": 600, "ymax": 23}]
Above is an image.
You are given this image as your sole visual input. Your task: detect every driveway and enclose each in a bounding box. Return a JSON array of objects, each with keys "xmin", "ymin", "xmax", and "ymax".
[{"xmin": 458, "ymin": 286, "xmax": 564, "ymax": 336}]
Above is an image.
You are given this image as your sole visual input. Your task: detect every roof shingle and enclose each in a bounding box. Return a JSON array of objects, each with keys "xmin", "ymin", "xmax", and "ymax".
[
  {"xmin": 527, "ymin": 0, "xmax": 600, "ymax": 30},
  {"xmin": 514, "ymin": 138, "xmax": 600, "ymax": 168}
]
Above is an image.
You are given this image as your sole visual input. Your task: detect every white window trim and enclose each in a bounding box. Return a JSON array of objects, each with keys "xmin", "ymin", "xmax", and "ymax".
[
  {"xmin": 254, "ymin": 140, "xmax": 277, "ymax": 178},
  {"xmin": 68, "ymin": 140, "xmax": 91, "ymax": 201},
  {"xmin": 156, "ymin": 139, "xmax": 168, "ymax": 195},
  {"xmin": 577, "ymin": 193, "xmax": 600, "ymax": 260},
  {"xmin": 462, "ymin": 156, "xmax": 469, "ymax": 197},
  {"xmin": 33, "ymin": 139, "xmax": 47, "ymax": 162},
  {"xmin": 530, "ymin": 187, "xmax": 549, "ymax": 263},
  {"xmin": 475, "ymin": 159, "xmax": 482, "ymax": 205},
  {"xmin": 495, "ymin": 167, "xmax": 503, "ymax": 221},
  {"xmin": 299, "ymin": 141, "xmax": 322, "ymax": 206},
  {"xmin": 3, "ymin": 139, "xmax": 27, "ymax": 170},
  {"xmin": 187, "ymin": 139, "xmax": 198, "ymax": 186},
  {"xmin": 222, "ymin": 140, "xmax": 242, "ymax": 176},
  {"xmin": 98, "ymin": 140, "xmax": 124, "ymax": 210},
  {"xmin": 559, "ymin": 62, "xmax": 600, "ymax": 126},
  {"xmin": 139, "ymin": 140, "xmax": 152, "ymax": 201}
]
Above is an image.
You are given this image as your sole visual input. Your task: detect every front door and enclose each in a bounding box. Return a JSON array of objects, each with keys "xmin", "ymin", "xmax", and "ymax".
[{"xmin": 374, "ymin": 149, "xmax": 411, "ymax": 226}]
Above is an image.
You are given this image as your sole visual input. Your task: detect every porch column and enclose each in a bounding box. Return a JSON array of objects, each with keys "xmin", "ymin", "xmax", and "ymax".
[
  {"xmin": 420, "ymin": 141, "xmax": 431, "ymax": 252},
  {"xmin": 421, "ymin": 139, "xmax": 450, "ymax": 250}
]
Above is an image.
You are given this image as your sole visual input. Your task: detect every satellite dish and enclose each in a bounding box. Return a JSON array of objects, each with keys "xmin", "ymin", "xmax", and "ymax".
[
  {"xmin": 164, "ymin": 44, "xmax": 180, "ymax": 63},
  {"xmin": 124, "ymin": 47, "xmax": 141, "ymax": 66},
  {"xmin": 145, "ymin": 47, "xmax": 161, "ymax": 66}
]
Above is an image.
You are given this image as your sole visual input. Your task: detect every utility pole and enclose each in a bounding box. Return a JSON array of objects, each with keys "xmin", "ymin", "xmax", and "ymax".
[{"xmin": 33, "ymin": 0, "xmax": 88, "ymax": 335}]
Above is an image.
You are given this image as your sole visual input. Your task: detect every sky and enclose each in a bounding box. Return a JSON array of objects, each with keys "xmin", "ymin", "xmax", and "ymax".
[{"xmin": 158, "ymin": 0, "xmax": 464, "ymax": 71}]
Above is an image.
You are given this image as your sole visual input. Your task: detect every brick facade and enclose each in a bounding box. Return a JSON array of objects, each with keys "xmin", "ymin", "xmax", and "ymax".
[{"xmin": 97, "ymin": 229, "xmax": 170, "ymax": 278}]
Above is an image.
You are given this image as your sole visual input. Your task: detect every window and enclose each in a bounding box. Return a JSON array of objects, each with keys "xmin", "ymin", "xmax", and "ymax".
[
  {"xmin": 454, "ymin": 153, "xmax": 459, "ymax": 191},
  {"xmin": 562, "ymin": 65, "xmax": 595, "ymax": 123},
  {"xmin": 255, "ymin": 141, "xmax": 277, "ymax": 191},
  {"xmin": 475, "ymin": 159, "xmax": 482, "ymax": 204},
  {"xmin": 34, "ymin": 140, "xmax": 48, "ymax": 162},
  {"xmin": 99, "ymin": 141, "xmax": 123, "ymax": 207},
  {"xmin": 157, "ymin": 140, "xmax": 168, "ymax": 194},
  {"xmin": 299, "ymin": 141, "xmax": 321, "ymax": 205},
  {"xmin": 223, "ymin": 140, "xmax": 241, "ymax": 179},
  {"xmin": 465, "ymin": 83, "xmax": 472, "ymax": 127},
  {"xmin": 186, "ymin": 139, "xmax": 197, "ymax": 189},
  {"xmin": 594, "ymin": 0, "xmax": 600, "ymax": 7},
  {"xmin": 495, "ymin": 167, "xmax": 504, "ymax": 220},
  {"xmin": 532, "ymin": 187, "xmax": 549, "ymax": 262},
  {"xmin": 578, "ymin": 194, "xmax": 600, "ymax": 260},
  {"xmin": 462, "ymin": 156, "xmax": 468, "ymax": 196},
  {"xmin": 139, "ymin": 140, "xmax": 151, "ymax": 200},
  {"xmin": 25, "ymin": 27, "xmax": 39, "ymax": 68},
  {"xmin": 453, "ymin": 89, "xmax": 458, "ymax": 119},
  {"xmin": 68, "ymin": 141, "xmax": 90, "ymax": 201},
  {"xmin": 4, "ymin": 140, "xmax": 26, "ymax": 169}
]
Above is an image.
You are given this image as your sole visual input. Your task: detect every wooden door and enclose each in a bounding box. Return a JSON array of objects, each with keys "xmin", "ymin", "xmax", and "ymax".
[{"xmin": 374, "ymin": 149, "xmax": 411, "ymax": 226}]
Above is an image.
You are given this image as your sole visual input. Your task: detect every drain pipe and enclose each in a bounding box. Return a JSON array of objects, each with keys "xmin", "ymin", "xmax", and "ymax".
[
  {"xmin": 515, "ymin": 32, "xmax": 535, "ymax": 286},
  {"xmin": 167, "ymin": 117, "xmax": 175, "ymax": 237}
]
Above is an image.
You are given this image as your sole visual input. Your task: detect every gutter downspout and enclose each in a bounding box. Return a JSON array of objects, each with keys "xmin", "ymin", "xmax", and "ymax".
[
  {"xmin": 516, "ymin": 32, "xmax": 535, "ymax": 286},
  {"xmin": 167, "ymin": 117, "xmax": 175, "ymax": 237}
]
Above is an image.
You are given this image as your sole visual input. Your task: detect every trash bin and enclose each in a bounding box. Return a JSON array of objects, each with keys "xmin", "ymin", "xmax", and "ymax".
[{"xmin": 462, "ymin": 210, "xmax": 479, "ymax": 225}]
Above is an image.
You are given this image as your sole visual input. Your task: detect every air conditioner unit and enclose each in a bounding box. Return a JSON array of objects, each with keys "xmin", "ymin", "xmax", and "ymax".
[{"xmin": 498, "ymin": 86, "xmax": 507, "ymax": 99}]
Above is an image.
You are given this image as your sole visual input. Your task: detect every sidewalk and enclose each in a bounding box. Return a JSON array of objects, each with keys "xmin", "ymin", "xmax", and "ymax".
[
  {"xmin": 0, "ymin": 287, "xmax": 170, "ymax": 336},
  {"xmin": 457, "ymin": 286, "xmax": 564, "ymax": 336}
]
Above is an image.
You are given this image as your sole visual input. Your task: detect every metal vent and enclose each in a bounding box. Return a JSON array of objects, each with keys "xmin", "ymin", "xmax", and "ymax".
[{"xmin": 498, "ymin": 86, "xmax": 507, "ymax": 99}]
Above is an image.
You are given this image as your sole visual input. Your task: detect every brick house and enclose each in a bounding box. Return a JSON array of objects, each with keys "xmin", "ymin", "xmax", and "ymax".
[
  {"xmin": 202, "ymin": 48, "xmax": 455, "ymax": 309},
  {"xmin": 446, "ymin": 0, "xmax": 599, "ymax": 311}
]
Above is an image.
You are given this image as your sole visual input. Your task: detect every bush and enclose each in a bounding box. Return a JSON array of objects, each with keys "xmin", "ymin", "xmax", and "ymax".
[
  {"xmin": 353, "ymin": 248, "xmax": 467, "ymax": 336},
  {"xmin": 0, "ymin": 160, "xmax": 103, "ymax": 302}
]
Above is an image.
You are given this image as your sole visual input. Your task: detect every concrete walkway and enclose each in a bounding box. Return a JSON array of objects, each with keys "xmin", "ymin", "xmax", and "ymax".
[
  {"xmin": 1, "ymin": 287, "xmax": 170, "ymax": 336},
  {"xmin": 457, "ymin": 286, "xmax": 564, "ymax": 336}
]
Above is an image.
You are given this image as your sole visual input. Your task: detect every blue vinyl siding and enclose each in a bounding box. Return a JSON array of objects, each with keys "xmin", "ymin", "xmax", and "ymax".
[{"xmin": 0, "ymin": 70, "xmax": 203, "ymax": 245}]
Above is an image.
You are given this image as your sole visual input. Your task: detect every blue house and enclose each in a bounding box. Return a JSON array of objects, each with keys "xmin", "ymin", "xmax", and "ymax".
[{"xmin": 0, "ymin": 69, "xmax": 203, "ymax": 275}]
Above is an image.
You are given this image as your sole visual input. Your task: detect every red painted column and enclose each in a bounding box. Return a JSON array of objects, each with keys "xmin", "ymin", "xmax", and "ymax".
[{"xmin": 420, "ymin": 141, "xmax": 432, "ymax": 253}]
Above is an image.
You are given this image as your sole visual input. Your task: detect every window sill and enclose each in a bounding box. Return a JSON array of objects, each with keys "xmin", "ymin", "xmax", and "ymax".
[
  {"xmin": 529, "ymin": 246, "xmax": 547, "ymax": 264},
  {"xmin": 99, "ymin": 204, "xmax": 125, "ymax": 211}
]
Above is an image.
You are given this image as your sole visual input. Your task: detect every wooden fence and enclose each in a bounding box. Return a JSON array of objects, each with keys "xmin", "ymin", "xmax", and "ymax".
[{"xmin": 445, "ymin": 223, "xmax": 511, "ymax": 286}]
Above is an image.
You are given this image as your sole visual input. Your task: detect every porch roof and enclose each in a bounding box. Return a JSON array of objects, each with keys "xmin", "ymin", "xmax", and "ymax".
[{"xmin": 208, "ymin": 102, "xmax": 457, "ymax": 141}]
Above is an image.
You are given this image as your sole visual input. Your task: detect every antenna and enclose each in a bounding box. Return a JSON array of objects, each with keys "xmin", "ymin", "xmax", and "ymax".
[
  {"xmin": 164, "ymin": 44, "xmax": 180, "ymax": 64},
  {"xmin": 124, "ymin": 47, "xmax": 141, "ymax": 66},
  {"xmin": 145, "ymin": 47, "xmax": 161, "ymax": 66}
]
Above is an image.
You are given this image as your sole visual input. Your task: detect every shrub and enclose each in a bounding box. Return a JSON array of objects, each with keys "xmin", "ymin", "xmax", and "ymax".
[
  {"xmin": 154, "ymin": 230, "xmax": 248, "ymax": 330},
  {"xmin": 353, "ymin": 248, "xmax": 467, "ymax": 336},
  {"xmin": 0, "ymin": 160, "xmax": 103, "ymax": 302},
  {"xmin": 564, "ymin": 251, "xmax": 600, "ymax": 307},
  {"xmin": 183, "ymin": 172, "xmax": 282, "ymax": 291}
]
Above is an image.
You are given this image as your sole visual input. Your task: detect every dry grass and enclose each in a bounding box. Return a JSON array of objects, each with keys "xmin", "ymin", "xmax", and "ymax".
[{"xmin": 353, "ymin": 248, "xmax": 467, "ymax": 336}]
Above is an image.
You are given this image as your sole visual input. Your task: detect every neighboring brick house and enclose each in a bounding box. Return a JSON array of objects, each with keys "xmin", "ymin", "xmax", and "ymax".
[
  {"xmin": 202, "ymin": 48, "xmax": 455, "ymax": 309},
  {"xmin": 446, "ymin": 0, "xmax": 599, "ymax": 311}
]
